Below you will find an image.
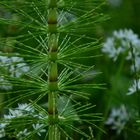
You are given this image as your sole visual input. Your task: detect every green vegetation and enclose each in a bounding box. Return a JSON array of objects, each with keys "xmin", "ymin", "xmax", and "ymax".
[{"xmin": 0, "ymin": 0, "xmax": 140, "ymax": 140}]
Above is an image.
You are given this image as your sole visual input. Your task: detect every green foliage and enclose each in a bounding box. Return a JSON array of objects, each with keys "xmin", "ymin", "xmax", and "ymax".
[{"xmin": 0, "ymin": 0, "xmax": 107, "ymax": 140}]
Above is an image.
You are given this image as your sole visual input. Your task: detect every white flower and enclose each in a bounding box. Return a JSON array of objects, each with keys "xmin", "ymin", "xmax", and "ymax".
[
  {"xmin": 9, "ymin": 109, "xmax": 24, "ymax": 117},
  {"xmin": 105, "ymin": 105, "xmax": 129, "ymax": 134},
  {"xmin": 4, "ymin": 103, "xmax": 43, "ymax": 120},
  {"xmin": 3, "ymin": 103, "xmax": 36, "ymax": 120},
  {"xmin": 11, "ymin": 56, "xmax": 23, "ymax": 62},
  {"xmin": 102, "ymin": 29, "xmax": 140, "ymax": 62},
  {"xmin": 0, "ymin": 52, "xmax": 30, "ymax": 90},
  {"xmin": 0, "ymin": 53, "xmax": 9, "ymax": 66},
  {"xmin": 0, "ymin": 123, "xmax": 7, "ymax": 129},
  {"xmin": 127, "ymin": 79, "xmax": 140, "ymax": 95},
  {"xmin": 32, "ymin": 123, "xmax": 46, "ymax": 136},
  {"xmin": 132, "ymin": 56, "xmax": 140, "ymax": 72},
  {"xmin": 0, "ymin": 123, "xmax": 7, "ymax": 138},
  {"xmin": 4, "ymin": 114, "xmax": 15, "ymax": 119},
  {"xmin": 102, "ymin": 37, "xmax": 118, "ymax": 60},
  {"xmin": 17, "ymin": 103, "xmax": 34, "ymax": 113},
  {"xmin": 16, "ymin": 129, "xmax": 30, "ymax": 140},
  {"xmin": 0, "ymin": 51, "xmax": 29, "ymax": 78},
  {"xmin": 9, "ymin": 62, "xmax": 30, "ymax": 77},
  {"xmin": 113, "ymin": 29, "xmax": 140, "ymax": 47},
  {"xmin": 126, "ymin": 47, "xmax": 139, "ymax": 60},
  {"xmin": 9, "ymin": 57, "xmax": 29, "ymax": 77},
  {"xmin": 0, "ymin": 128, "xmax": 5, "ymax": 138},
  {"xmin": 135, "ymin": 57, "xmax": 140, "ymax": 71},
  {"xmin": 2, "ymin": 103, "xmax": 48, "ymax": 138},
  {"xmin": 0, "ymin": 77, "xmax": 12, "ymax": 90}
]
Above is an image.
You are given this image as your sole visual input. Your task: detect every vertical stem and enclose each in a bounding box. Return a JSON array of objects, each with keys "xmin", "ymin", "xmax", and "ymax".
[
  {"xmin": 97, "ymin": 58, "xmax": 125, "ymax": 140},
  {"xmin": 47, "ymin": 0, "xmax": 59, "ymax": 140},
  {"xmin": 129, "ymin": 42, "xmax": 140, "ymax": 114}
]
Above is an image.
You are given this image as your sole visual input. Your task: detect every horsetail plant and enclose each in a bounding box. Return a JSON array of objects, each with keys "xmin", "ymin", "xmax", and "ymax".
[{"xmin": 0, "ymin": 0, "xmax": 107, "ymax": 139}]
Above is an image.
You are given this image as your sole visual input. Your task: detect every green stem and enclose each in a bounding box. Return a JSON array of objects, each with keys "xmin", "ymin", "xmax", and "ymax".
[
  {"xmin": 129, "ymin": 42, "xmax": 140, "ymax": 114},
  {"xmin": 47, "ymin": 0, "xmax": 59, "ymax": 140},
  {"xmin": 96, "ymin": 58, "xmax": 125, "ymax": 140}
]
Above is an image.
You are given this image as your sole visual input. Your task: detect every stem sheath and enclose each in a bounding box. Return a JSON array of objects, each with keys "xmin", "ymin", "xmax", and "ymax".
[{"xmin": 48, "ymin": 0, "xmax": 59, "ymax": 140}]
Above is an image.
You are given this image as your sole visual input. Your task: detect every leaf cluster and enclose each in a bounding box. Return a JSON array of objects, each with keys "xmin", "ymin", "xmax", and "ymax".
[{"xmin": 0, "ymin": 0, "xmax": 107, "ymax": 139}]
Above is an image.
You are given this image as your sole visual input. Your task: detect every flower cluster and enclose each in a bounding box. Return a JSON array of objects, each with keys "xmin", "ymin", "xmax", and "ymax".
[
  {"xmin": 102, "ymin": 29, "xmax": 140, "ymax": 71},
  {"xmin": 127, "ymin": 79, "xmax": 140, "ymax": 95},
  {"xmin": 102, "ymin": 29, "xmax": 140, "ymax": 96},
  {"xmin": 105, "ymin": 105, "xmax": 129, "ymax": 134},
  {"xmin": 0, "ymin": 52, "xmax": 29, "ymax": 90},
  {"xmin": 0, "ymin": 103, "xmax": 46, "ymax": 139}
]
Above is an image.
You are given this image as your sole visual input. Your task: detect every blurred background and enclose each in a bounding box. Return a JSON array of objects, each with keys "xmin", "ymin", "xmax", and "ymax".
[{"xmin": 94, "ymin": 0, "xmax": 140, "ymax": 139}]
